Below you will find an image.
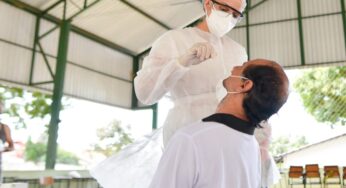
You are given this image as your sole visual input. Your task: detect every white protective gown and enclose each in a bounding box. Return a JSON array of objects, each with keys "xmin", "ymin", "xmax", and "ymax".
[
  {"xmin": 255, "ymin": 123, "xmax": 281, "ymax": 187},
  {"xmin": 90, "ymin": 27, "xmax": 278, "ymax": 188},
  {"xmin": 134, "ymin": 27, "xmax": 247, "ymax": 145}
]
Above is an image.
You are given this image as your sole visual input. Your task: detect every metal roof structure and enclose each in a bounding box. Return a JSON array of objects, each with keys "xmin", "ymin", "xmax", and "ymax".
[
  {"xmin": 1, "ymin": 0, "xmax": 345, "ymax": 109},
  {"xmin": 1, "ymin": 0, "xmax": 345, "ymax": 108},
  {"xmin": 0, "ymin": 0, "xmax": 204, "ymax": 109},
  {"xmin": 0, "ymin": 0, "xmax": 345, "ymax": 168}
]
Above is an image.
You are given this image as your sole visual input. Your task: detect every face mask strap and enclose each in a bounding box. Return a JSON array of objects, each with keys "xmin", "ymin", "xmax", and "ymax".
[
  {"xmin": 229, "ymin": 75, "xmax": 249, "ymax": 80},
  {"xmin": 227, "ymin": 91, "xmax": 242, "ymax": 94},
  {"xmin": 226, "ymin": 75, "xmax": 251, "ymax": 94}
]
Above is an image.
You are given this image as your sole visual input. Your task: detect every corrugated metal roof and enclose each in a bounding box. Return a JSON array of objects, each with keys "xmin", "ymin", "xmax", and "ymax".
[
  {"xmin": 18, "ymin": 0, "xmax": 204, "ymax": 54},
  {"xmin": 0, "ymin": 0, "xmax": 345, "ymax": 108}
]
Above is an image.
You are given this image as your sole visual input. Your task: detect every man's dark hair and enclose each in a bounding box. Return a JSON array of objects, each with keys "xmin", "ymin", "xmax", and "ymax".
[{"xmin": 242, "ymin": 64, "xmax": 288, "ymax": 127}]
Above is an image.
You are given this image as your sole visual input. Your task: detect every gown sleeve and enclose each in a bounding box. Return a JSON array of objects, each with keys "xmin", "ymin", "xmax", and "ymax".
[
  {"xmin": 255, "ymin": 123, "xmax": 272, "ymax": 157},
  {"xmin": 255, "ymin": 123, "xmax": 281, "ymax": 186},
  {"xmin": 149, "ymin": 133, "xmax": 198, "ymax": 188},
  {"xmin": 134, "ymin": 31, "xmax": 190, "ymax": 105}
]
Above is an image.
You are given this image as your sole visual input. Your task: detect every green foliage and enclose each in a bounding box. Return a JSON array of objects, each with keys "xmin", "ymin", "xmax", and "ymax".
[
  {"xmin": 93, "ymin": 120, "xmax": 134, "ymax": 156},
  {"xmin": 294, "ymin": 66, "xmax": 346, "ymax": 126},
  {"xmin": 25, "ymin": 92, "xmax": 52, "ymax": 119},
  {"xmin": 24, "ymin": 139, "xmax": 79, "ymax": 165},
  {"xmin": 25, "ymin": 139, "xmax": 46, "ymax": 163},
  {"xmin": 56, "ymin": 149, "xmax": 79, "ymax": 165},
  {"xmin": 0, "ymin": 84, "xmax": 53, "ymax": 129},
  {"xmin": 1, "ymin": 84, "xmax": 76, "ymax": 165},
  {"xmin": 270, "ymin": 136, "xmax": 308, "ymax": 156}
]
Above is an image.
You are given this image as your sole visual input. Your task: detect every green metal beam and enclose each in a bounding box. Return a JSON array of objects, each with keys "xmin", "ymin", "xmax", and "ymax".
[
  {"xmin": 68, "ymin": 0, "xmax": 101, "ymax": 21},
  {"xmin": 236, "ymin": 12, "xmax": 342, "ymax": 28},
  {"xmin": 138, "ymin": 48, "xmax": 151, "ymax": 58},
  {"xmin": 0, "ymin": 37, "xmax": 132, "ymax": 84},
  {"xmin": 284, "ymin": 60, "xmax": 346, "ymax": 69},
  {"xmin": 31, "ymin": 81, "xmax": 55, "ymax": 86},
  {"xmin": 132, "ymin": 106, "xmax": 155, "ymax": 110},
  {"xmin": 63, "ymin": 0, "xmax": 67, "ymax": 20},
  {"xmin": 68, "ymin": 62, "xmax": 132, "ymax": 83},
  {"xmin": 84, "ymin": 0, "xmax": 88, "ymax": 9},
  {"xmin": 1, "ymin": 0, "xmax": 137, "ymax": 57},
  {"xmin": 246, "ymin": 0, "xmax": 251, "ymax": 59},
  {"xmin": 71, "ymin": 27, "xmax": 136, "ymax": 56},
  {"xmin": 244, "ymin": 0, "xmax": 268, "ymax": 14},
  {"xmin": 341, "ymin": 0, "xmax": 346, "ymax": 51},
  {"xmin": 41, "ymin": 0, "xmax": 64, "ymax": 16},
  {"xmin": 152, "ymin": 103, "xmax": 158, "ymax": 129},
  {"xmin": 45, "ymin": 20, "xmax": 71, "ymax": 169},
  {"xmin": 120, "ymin": 0, "xmax": 171, "ymax": 30},
  {"xmin": 131, "ymin": 56, "xmax": 139, "ymax": 109},
  {"xmin": 39, "ymin": 25, "xmax": 59, "ymax": 40},
  {"xmin": 37, "ymin": 42, "xmax": 55, "ymax": 79},
  {"xmin": 29, "ymin": 16, "xmax": 40, "ymax": 85},
  {"xmin": 297, "ymin": 0, "xmax": 306, "ymax": 66}
]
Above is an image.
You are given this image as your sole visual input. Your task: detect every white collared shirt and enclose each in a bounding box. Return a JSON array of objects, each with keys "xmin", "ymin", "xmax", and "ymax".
[{"xmin": 149, "ymin": 120, "xmax": 261, "ymax": 188}]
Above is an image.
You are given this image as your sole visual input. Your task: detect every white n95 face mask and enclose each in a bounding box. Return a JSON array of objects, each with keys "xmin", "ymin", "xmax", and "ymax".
[{"xmin": 206, "ymin": 9, "xmax": 238, "ymax": 38}]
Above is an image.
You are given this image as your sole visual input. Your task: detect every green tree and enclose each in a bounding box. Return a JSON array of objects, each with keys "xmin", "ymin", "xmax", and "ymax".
[
  {"xmin": 0, "ymin": 84, "xmax": 53, "ymax": 129},
  {"xmin": 25, "ymin": 138, "xmax": 46, "ymax": 163},
  {"xmin": 56, "ymin": 149, "xmax": 79, "ymax": 165},
  {"xmin": 93, "ymin": 120, "xmax": 134, "ymax": 156},
  {"xmin": 270, "ymin": 136, "xmax": 308, "ymax": 156},
  {"xmin": 0, "ymin": 84, "xmax": 69, "ymax": 129},
  {"xmin": 1, "ymin": 84, "xmax": 76, "ymax": 165},
  {"xmin": 294, "ymin": 66, "xmax": 346, "ymax": 126},
  {"xmin": 25, "ymin": 138, "xmax": 79, "ymax": 165}
]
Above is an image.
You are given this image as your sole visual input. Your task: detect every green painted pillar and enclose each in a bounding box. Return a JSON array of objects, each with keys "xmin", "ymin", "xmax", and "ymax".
[
  {"xmin": 131, "ymin": 56, "xmax": 139, "ymax": 109},
  {"xmin": 246, "ymin": 0, "xmax": 251, "ymax": 60},
  {"xmin": 45, "ymin": 20, "xmax": 70, "ymax": 169},
  {"xmin": 29, "ymin": 16, "xmax": 40, "ymax": 85},
  {"xmin": 297, "ymin": 0, "xmax": 306, "ymax": 65},
  {"xmin": 341, "ymin": 0, "xmax": 346, "ymax": 50},
  {"xmin": 152, "ymin": 103, "xmax": 158, "ymax": 130}
]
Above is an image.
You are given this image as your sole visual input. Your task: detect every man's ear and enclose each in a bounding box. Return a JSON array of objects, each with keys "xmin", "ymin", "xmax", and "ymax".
[
  {"xmin": 205, "ymin": 0, "xmax": 212, "ymax": 9},
  {"xmin": 242, "ymin": 80, "xmax": 253, "ymax": 92}
]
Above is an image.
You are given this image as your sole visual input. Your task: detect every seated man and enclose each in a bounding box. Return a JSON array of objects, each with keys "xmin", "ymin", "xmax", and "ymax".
[
  {"xmin": 0, "ymin": 100, "xmax": 14, "ymax": 183},
  {"xmin": 149, "ymin": 59, "xmax": 289, "ymax": 188}
]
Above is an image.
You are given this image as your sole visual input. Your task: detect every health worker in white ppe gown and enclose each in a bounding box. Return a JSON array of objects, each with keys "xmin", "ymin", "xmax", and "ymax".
[
  {"xmin": 91, "ymin": 0, "xmax": 279, "ymax": 187},
  {"xmin": 135, "ymin": 0, "xmax": 248, "ymax": 146}
]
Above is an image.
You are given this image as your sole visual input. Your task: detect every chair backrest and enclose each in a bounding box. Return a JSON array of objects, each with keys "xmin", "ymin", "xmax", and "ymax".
[
  {"xmin": 305, "ymin": 164, "xmax": 320, "ymax": 178},
  {"xmin": 324, "ymin": 166, "xmax": 340, "ymax": 178},
  {"xmin": 343, "ymin": 167, "xmax": 346, "ymax": 179},
  {"xmin": 39, "ymin": 176, "xmax": 54, "ymax": 186},
  {"xmin": 289, "ymin": 166, "xmax": 304, "ymax": 178}
]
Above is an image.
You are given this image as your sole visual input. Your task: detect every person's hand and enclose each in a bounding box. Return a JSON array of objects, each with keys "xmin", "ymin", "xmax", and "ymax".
[
  {"xmin": 4, "ymin": 147, "xmax": 14, "ymax": 152},
  {"xmin": 179, "ymin": 42, "xmax": 217, "ymax": 67}
]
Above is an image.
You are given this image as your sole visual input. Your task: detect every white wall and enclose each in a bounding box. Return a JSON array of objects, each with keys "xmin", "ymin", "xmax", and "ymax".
[{"xmin": 283, "ymin": 135, "xmax": 346, "ymax": 168}]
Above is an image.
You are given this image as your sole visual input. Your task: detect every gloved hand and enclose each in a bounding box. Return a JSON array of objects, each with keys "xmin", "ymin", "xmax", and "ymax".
[{"xmin": 178, "ymin": 42, "xmax": 217, "ymax": 67}]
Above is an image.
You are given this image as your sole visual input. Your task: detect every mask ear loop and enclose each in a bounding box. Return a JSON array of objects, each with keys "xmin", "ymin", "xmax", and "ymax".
[
  {"xmin": 225, "ymin": 75, "xmax": 250, "ymax": 94},
  {"xmin": 227, "ymin": 91, "xmax": 241, "ymax": 94}
]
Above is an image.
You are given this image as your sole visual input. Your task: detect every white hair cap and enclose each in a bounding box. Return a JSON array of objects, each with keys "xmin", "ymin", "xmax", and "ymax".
[
  {"xmin": 200, "ymin": 0, "xmax": 247, "ymax": 13},
  {"xmin": 240, "ymin": 0, "xmax": 247, "ymax": 12}
]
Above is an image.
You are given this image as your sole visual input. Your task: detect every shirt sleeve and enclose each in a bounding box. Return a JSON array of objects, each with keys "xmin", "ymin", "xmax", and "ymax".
[
  {"xmin": 149, "ymin": 133, "xmax": 198, "ymax": 188},
  {"xmin": 134, "ymin": 30, "xmax": 190, "ymax": 105}
]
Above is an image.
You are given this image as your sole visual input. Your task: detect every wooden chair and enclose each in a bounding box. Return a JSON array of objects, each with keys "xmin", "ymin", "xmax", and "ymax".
[
  {"xmin": 39, "ymin": 176, "xmax": 54, "ymax": 187},
  {"xmin": 343, "ymin": 167, "xmax": 346, "ymax": 186},
  {"xmin": 288, "ymin": 166, "xmax": 305, "ymax": 187},
  {"xmin": 323, "ymin": 165, "xmax": 341, "ymax": 188},
  {"xmin": 305, "ymin": 164, "xmax": 322, "ymax": 187}
]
